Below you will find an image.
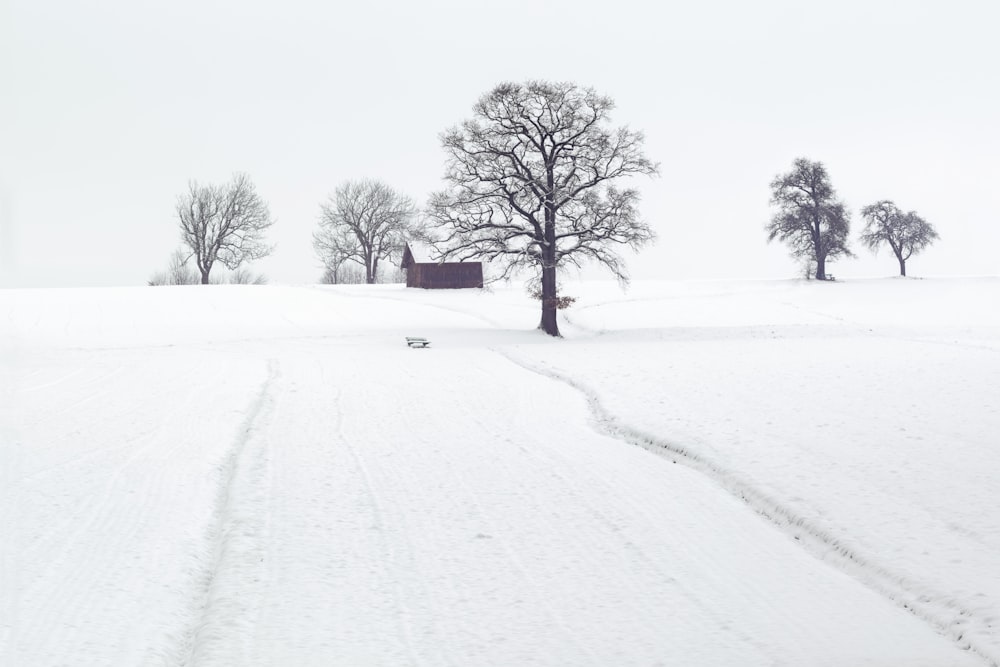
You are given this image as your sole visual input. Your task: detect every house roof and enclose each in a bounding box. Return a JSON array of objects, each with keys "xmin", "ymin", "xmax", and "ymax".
[{"xmin": 401, "ymin": 241, "xmax": 435, "ymax": 267}]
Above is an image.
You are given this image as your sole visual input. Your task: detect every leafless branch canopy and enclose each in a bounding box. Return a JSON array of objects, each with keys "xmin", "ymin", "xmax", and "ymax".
[
  {"xmin": 313, "ymin": 180, "xmax": 416, "ymax": 284},
  {"xmin": 176, "ymin": 173, "xmax": 275, "ymax": 284},
  {"xmin": 428, "ymin": 81, "xmax": 658, "ymax": 279},
  {"xmin": 426, "ymin": 80, "xmax": 658, "ymax": 335},
  {"xmin": 860, "ymin": 200, "xmax": 938, "ymax": 276},
  {"xmin": 767, "ymin": 158, "xmax": 853, "ymax": 280}
]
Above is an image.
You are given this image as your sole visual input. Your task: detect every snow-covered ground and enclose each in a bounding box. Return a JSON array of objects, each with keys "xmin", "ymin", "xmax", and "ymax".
[{"xmin": 2, "ymin": 278, "xmax": 997, "ymax": 666}]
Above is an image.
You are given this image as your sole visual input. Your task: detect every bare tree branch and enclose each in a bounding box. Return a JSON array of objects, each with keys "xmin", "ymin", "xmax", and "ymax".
[{"xmin": 427, "ymin": 80, "xmax": 659, "ymax": 336}]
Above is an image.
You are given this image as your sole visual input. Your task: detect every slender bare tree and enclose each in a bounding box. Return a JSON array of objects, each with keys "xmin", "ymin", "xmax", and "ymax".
[
  {"xmin": 313, "ymin": 180, "xmax": 416, "ymax": 285},
  {"xmin": 860, "ymin": 200, "xmax": 938, "ymax": 276},
  {"xmin": 228, "ymin": 267, "xmax": 268, "ymax": 285},
  {"xmin": 147, "ymin": 248, "xmax": 199, "ymax": 286},
  {"xmin": 318, "ymin": 263, "xmax": 404, "ymax": 285},
  {"xmin": 313, "ymin": 222, "xmax": 354, "ymax": 284},
  {"xmin": 427, "ymin": 81, "xmax": 658, "ymax": 336},
  {"xmin": 177, "ymin": 173, "xmax": 275, "ymax": 284},
  {"xmin": 767, "ymin": 158, "xmax": 852, "ymax": 280}
]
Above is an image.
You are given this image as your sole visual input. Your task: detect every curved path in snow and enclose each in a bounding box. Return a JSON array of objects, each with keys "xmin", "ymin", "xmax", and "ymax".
[{"xmin": 2, "ymin": 284, "xmax": 991, "ymax": 666}]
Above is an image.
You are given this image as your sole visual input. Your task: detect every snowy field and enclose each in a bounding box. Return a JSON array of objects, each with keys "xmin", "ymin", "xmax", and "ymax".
[{"xmin": 2, "ymin": 277, "xmax": 998, "ymax": 666}]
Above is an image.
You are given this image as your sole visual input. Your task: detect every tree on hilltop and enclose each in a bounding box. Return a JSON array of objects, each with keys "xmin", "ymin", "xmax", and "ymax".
[
  {"xmin": 176, "ymin": 173, "xmax": 275, "ymax": 284},
  {"xmin": 426, "ymin": 80, "xmax": 658, "ymax": 336},
  {"xmin": 767, "ymin": 158, "xmax": 852, "ymax": 281},
  {"xmin": 860, "ymin": 200, "xmax": 938, "ymax": 277},
  {"xmin": 313, "ymin": 180, "xmax": 416, "ymax": 285}
]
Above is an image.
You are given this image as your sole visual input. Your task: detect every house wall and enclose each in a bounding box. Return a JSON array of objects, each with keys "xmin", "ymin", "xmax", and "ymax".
[{"xmin": 406, "ymin": 263, "xmax": 483, "ymax": 289}]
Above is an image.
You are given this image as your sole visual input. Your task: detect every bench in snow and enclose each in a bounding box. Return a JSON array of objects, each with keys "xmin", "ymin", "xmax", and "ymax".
[{"xmin": 406, "ymin": 337, "xmax": 431, "ymax": 348}]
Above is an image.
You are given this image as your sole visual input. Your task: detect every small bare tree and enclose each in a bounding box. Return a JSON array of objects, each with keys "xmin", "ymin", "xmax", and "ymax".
[
  {"xmin": 427, "ymin": 81, "xmax": 658, "ymax": 336},
  {"xmin": 312, "ymin": 219, "xmax": 354, "ymax": 285},
  {"xmin": 767, "ymin": 158, "xmax": 853, "ymax": 280},
  {"xmin": 177, "ymin": 173, "xmax": 275, "ymax": 284},
  {"xmin": 320, "ymin": 265, "xmax": 350, "ymax": 284},
  {"xmin": 319, "ymin": 263, "xmax": 404, "ymax": 285},
  {"xmin": 313, "ymin": 180, "xmax": 416, "ymax": 284},
  {"xmin": 860, "ymin": 200, "xmax": 938, "ymax": 277},
  {"xmin": 148, "ymin": 248, "xmax": 199, "ymax": 286},
  {"xmin": 228, "ymin": 267, "xmax": 268, "ymax": 285}
]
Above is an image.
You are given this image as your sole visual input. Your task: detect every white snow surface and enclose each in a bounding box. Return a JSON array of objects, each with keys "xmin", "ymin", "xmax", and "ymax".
[{"xmin": 2, "ymin": 278, "xmax": 998, "ymax": 666}]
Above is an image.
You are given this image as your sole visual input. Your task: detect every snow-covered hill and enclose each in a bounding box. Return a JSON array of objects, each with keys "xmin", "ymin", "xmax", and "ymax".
[{"xmin": 3, "ymin": 278, "xmax": 998, "ymax": 666}]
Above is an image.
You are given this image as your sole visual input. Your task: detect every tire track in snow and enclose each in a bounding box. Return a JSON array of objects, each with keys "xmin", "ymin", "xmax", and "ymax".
[
  {"xmin": 490, "ymin": 423, "xmax": 788, "ymax": 664},
  {"xmin": 422, "ymin": 427, "xmax": 606, "ymax": 666},
  {"xmin": 179, "ymin": 359, "xmax": 278, "ymax": 667},
  {"xmin": 10, "ymin": 361, "xmax": 238, "ymax": 659},
  {"xmin": 496, "ymin": 349, "xmax": 997, "ymax": 667},
  {"xmin": 339, "ymin": 389, "xmax": 426, "ymax": 667}
]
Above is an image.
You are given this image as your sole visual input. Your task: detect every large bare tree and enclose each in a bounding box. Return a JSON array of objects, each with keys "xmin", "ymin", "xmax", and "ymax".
[
  {"xmin": 427, "ymin": 81, "xmax": 658, "ymax": 336},
  {"xmin": 767, "ymin": 158, "xmax": 852, "ymax": 281},
  {"xmin": 177, "ymin": 173, "xmax": 274, "ymax": 284},
  {"xmin": 860, "ymin": 200, "xmax": 938, "ymax": 277},
  {"xmin": 313, "ymin": 180, "xmax": 416, "ymax": 284}
]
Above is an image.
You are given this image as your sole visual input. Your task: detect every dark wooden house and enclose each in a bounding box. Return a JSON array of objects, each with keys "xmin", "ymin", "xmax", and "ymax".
[{"xmin": 400, "ymin": 243, "xmax": 483, "ymax": 289}]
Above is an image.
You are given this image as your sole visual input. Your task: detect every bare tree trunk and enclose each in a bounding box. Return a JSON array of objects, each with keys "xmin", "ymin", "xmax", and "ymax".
[
  {"xmin": 815, "ymin": 255, "xmax": 826, "ymax": 281},
  {"xmin": 539, "ymin": 216, "xmax": 560, "ymax": 336},
  {"xmin": 200, "ymin": 269, "xmax": 210, "ymax": 284},
  {"xmin": 364, "ymin": 251, "xmax": 375, "ymax": 284},
  {"xmin": 897, "ymin": 254, "xmax": 906, "ymax": 276},
  {"xmin": 539, "ymin": 264, "xmax": 559, "ymax": 336},
  {"xmin": 812, "ymin": 223, "xmax": 825, "ymax": 281}
]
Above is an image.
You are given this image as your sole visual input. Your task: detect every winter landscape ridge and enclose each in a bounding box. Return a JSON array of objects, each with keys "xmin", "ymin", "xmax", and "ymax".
[{"xmin": 2, "ymin": 276, "xmax": 999, "ymax": 666}]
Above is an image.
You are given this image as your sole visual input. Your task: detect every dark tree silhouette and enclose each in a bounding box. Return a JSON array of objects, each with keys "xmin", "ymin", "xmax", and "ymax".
[
  {"xmin": 767, "ymin": 158, "xmax": 852, "ymax": 280},
  {"xmin": 427, "ymin": 81, "xmax": 658, "ymax": 336},
  {"xmin": 860, "ymin": 200, "xmax": 938, "ymax": 276},
  {"xmin": 313, "ymin": 180, "xmax": 416, "ymax": 284},
  {"xmin": 176, "ymin": 173, "xmax": 274, "ymax": 284}
]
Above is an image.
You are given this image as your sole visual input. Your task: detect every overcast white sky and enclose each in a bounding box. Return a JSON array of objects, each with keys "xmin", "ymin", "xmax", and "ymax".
[{"xmin": 2, "ymin": 0, "xmax": 998, "ymax": 288}]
